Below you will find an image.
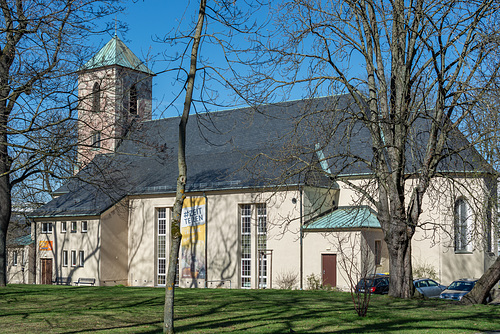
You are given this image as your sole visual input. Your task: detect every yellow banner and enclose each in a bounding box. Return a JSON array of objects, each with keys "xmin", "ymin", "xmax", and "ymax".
[
  {"xmin": 181, "ymin": 224, "xmax": 206, "ymax": 246},
  {"xmin": 181, "ymin": 197, "xmax": 206, "ymax": 280}
]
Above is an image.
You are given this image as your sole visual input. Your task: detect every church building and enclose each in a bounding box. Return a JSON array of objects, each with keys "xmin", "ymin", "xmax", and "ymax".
[{"xmin": 29, "ymin": 36, "xmax": 498, "ymax": 290}]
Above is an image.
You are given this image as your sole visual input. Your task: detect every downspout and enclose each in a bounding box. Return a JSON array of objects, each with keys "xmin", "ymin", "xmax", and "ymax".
[
  {"xmin": 300, "ymin": 186, "xmax": 303, "ymax": 290},
  {"xmin": 204, "ymin": 192, "xmax": 208, "ymax": 288},
  {"xmin": 33, "ymin": 220, "xmax": 37, "ymax": 284}
]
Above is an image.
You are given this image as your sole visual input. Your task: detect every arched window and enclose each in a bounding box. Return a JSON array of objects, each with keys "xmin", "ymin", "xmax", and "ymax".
[
  {"xmin": 129, "ymin": 84, "xmax": 137, "ymax": 115},
  {"xmin": 454, "ymin": 198, "xmax": 471, "ymax": 252},
  {"xmin": 92, "ymin": 82, "xmax": 100, "ymax": 112}
]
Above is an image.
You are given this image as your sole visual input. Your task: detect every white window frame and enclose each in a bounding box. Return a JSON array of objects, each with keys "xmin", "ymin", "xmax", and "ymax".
[
  {"xmin": 61, "ymin": 221, "xmax": 67, "ymax": 233},
  {"xmin": 13, "ymin": 250, "xmax": 18, "ymax": 266},
  {"xmin": 455, "ymin": 198, "xmax": 472, "ymax": 252},
  {"xmin": 79, "ymin": 250, "xmax": 85, "ymax": 267},
  {"xmin": 71, "ymin": 250, "xmax": 77, "ymax": 267},
  {"xmin": 41, "ymin": 222, "xmax": 53, "ymax": 234},
  {"xmin": 240, "ymin": 204, "xmax": 252, "ymax": 288},
  {"xmin": 62, "ymin": 250, "xmax": 68, "ymax": 267},
  {"xmin": 81, "ymin": 221, "xmax": 88, "ymax": 233},
  {"xmin": 257, "ymin": 204, "xmax": 267, "ymax": 289},
  {"xmin": 71, "ymin": 221, "xmax": 77, "ymax": 233},
  {"xmin": 157, "ymin": 208, "xmax": 167, "ymax": 286}
]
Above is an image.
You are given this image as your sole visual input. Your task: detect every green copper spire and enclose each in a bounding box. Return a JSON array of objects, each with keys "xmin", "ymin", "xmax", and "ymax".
[{"xmin": 81, "ymin": 36, "xmax": 154, "ymax": 75}]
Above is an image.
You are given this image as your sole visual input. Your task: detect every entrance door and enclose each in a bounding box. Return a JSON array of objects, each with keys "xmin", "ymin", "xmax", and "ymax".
[
  {"xmin": 322, "ymin": 254, "xmax": 336, "ymax": 287},
  {"xmin": 41, "ymin": 258, "xmax": 53, "ymax": 285}
]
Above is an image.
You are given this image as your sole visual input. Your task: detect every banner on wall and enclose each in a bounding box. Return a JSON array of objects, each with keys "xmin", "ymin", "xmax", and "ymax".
[
  {"xmin": 180, "ymin": 197, "xmax": 206, "ymax": 279},
  {"xmin": 39, "ymin": 241, "xmax": 53, "ymax": 251}
]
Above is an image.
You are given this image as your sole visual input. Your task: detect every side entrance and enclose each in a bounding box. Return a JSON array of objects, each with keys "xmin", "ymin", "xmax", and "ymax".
[
  {"xmin": 322, "ymin": 254, "xmax": 336, "ymax": 288},
  {"xmin": 41, "ymin": 258, "xmax": 53, "ymax": 285}
]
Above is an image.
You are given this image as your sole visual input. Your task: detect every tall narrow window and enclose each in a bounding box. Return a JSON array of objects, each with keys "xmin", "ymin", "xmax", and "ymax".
[
  {"xmin": 81, "ymin": 221, "xmax": 88, "ymax": 233},
  {"xmin": 486, "ymin": 208, "xmax": 493, "ymax": 253},
  {"xmin": 79, "ymin": 251, "xmax": 85, "ymax": 267},
  {"xmin": 62, "ymin": 250, "xmax": 68, "ymax": 267},
  {"xmin": 61, "ymin": 221, "xmax": 67, "ymax": 233},
  {"xmin": 455, "ymin": 199, "xmax": 471, "ymax": 252},
  {"xmin": 13, "ymin": 250, "xmax": 18, "ymax": 266},
  {"xmin": 71, "ymin": 250, "xmax": 77, "ymax": 267},
  {"xmin": 71, "ymin": 221, "xmax": 77, "ymax": 233},
  {"xmin": 157, "ymin": 208, "xmax": 167, "ymax": 286},
  {"xmin": 129, "ymin": 84, "xmax": 137, "ymax": 114},
  {"xmin": 241, "ymin": 204, "xmax": 252, "ymax": 288},
  {"xmin": 91, "ymin": 131, "xmax": 101, "ymax": 149},
  {"xmin": 257, "ymin": 204, "xmax": 267, "ymax": 288},
  {"xmin": 374, "ymin": 240, "xmax": 382, "ymax": 266},
  {"xmin": 92, "ymin": 82, "xmax": 100, "ymax": 112}
]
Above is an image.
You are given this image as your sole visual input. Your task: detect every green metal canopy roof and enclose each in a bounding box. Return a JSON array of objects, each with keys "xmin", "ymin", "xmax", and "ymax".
[
  {"xmin": 81, "ymin": 36, "xmax": 154, "ymax": 75},
  {"xmin": 8, "ymin": 234, "xmax": 34, "ymax": 247},
  {"xmin": 303, "ymin": 206, "xmax": 380, "ymax": 230}
]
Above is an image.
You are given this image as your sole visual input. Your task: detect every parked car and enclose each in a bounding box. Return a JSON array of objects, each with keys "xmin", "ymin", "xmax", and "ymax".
[
  {"xmin": 356, "ymin": 275, "xmax": 389, "ymax": 294},
  {"xmin": 413, "ymin": 278, "xmax": 447, "ymax": 298},
  {"xmin": 439, "ymin": 279, "xmax": 477, "ymax": 301}
]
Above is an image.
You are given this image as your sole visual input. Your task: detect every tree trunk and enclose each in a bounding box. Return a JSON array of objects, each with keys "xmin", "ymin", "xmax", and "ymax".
[
  {"xmin": 462, "ymin": 256, "xmax": 500, "ymax": 305},
  {"xmin": 0, "ymin": 130, "xmax": 11, "ymax": 286},
  {"xmin": 385, "ymin": 219, "xmax": 413, "ymax": 299},
  {"xmin": 0, "ymin": 220, "xmax": 7, "ymax": 287},
  {"xmin": 163, "ymin": 1, "xmax": 206, "ymax": 333},
  {"xmin": 163, "ymin": 223, "xmax": 182, "ymax": 333}
]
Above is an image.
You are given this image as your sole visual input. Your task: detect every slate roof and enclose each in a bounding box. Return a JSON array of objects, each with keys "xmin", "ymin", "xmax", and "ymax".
[
  {"xmin": 80, "ymin": 36, "xmax": 154, "ymax": 75},
  {"xmin": 30, "ymin": 94, "xmax": 495, "ymax": 219},
  {"xmin": 303, "ymin": 206, "xmax": 380, "ymax": 231}
]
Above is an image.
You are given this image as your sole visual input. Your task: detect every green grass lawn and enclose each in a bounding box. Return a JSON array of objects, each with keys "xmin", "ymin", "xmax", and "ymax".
[{"xmin": 0, "ymin": 285, "xmax": 498, "ymax": 333}]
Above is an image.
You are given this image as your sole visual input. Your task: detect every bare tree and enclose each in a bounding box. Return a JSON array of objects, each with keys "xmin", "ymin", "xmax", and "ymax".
[
  {"xmin": 0, "ymin": 0, "xmax": 121, "ymax": 286},
  {"xmin": 160, "ymin": 1, "xmax": 266, "ymax": 332},
  {"xmin": 163, "ymin": 1, "xmax": 206, "ymax": 332},
  {"xmin": 239, "ymin": 0, "xmax": 500, "ymax": 299}
]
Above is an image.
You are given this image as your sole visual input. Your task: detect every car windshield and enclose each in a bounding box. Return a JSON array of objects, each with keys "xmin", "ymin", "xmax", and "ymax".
[{"xmin": 447, "ymin": 281, "xmax": 475, "ymax": 291}]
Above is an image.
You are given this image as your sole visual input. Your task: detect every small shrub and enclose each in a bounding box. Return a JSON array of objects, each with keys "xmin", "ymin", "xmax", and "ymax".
[
  {"xmin": 276, "ymin": 270, "xmax": 298, "ymax": 289},
  {"xmin": 413, "ymin": 262, "xmax": 438, "ymax": 281},
  {"xmin": 306, "ymin": 273, "xmax": 322, "ymax": 290}
]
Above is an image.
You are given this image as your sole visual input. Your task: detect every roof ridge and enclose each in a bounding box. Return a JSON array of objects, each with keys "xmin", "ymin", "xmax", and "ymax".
[{"xmin": 144, "ymin": 94, "xmax": 348, "ymax": 124}]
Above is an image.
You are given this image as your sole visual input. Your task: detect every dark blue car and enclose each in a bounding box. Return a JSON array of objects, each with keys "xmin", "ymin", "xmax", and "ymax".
[{"xmin": 356, "ymin": 275, "xmax": 389, "ymax": 294}]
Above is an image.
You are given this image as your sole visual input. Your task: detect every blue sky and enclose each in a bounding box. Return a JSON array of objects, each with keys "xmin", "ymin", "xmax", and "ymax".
[{"xmin": 88, "ymin": 1, "xmax": 208, "ymax": 118}]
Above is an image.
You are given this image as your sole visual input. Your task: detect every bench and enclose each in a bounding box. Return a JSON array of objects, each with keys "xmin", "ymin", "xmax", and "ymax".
[
  {"xmin": 53, "ymin": 277, "xmax": 72, "ymax": 285},
  {"xmin": 75, "ymin": 278, "xmax": 96, "ymax": 286}
]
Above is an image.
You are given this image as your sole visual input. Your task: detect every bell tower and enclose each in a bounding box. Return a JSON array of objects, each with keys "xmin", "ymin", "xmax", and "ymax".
[{"xmin": 77, "ymin": 36, "xmax": 154, "ymax": 169}]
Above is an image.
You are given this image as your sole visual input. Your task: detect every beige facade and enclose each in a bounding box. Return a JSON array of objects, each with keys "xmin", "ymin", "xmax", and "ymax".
[
  {"xmin": 7, "ymin": 244, "xmax": 35, "ymax": 284},
  {"xmin": 33, "ymin": 174, "xmax": 496, "ymax": 289}
]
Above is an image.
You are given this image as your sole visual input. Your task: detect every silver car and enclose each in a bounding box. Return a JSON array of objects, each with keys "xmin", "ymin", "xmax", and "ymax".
[
  {"xmin": 414, "ymin": 278, "xmax": 447, "ymax": 298},
  {"xmin": 439, "ymin": 279, "xmax": 477, "ymax": 301}
]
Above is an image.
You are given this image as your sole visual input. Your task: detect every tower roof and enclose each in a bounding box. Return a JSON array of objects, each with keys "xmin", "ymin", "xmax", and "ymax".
[{"xmin": 81, "ymin": 36, "xmax": 154, "ymax": 75}]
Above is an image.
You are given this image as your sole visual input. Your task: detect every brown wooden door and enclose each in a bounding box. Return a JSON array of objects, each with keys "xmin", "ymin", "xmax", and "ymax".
[
  {"xmin": 41, "ymin": 259, "xmax": 53, "ymax": 285},
  {"xmin": 322, "ymin": 254, "xmax": 337, "ymax": 287}
]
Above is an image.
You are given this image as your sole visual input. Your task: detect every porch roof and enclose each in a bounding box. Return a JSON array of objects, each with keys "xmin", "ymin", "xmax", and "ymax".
[{"xmin": 303, "ymin": 206, "xmax": 380, "ymax": 230}]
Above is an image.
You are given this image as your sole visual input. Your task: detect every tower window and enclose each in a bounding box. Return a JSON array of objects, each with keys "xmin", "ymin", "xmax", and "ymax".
[
  {"xmin": 129, "ymin": 84, "xmax": 137, "ymax": 115},
  {"xmin": 91, "ymin": 131, "xmax": 101, "ymax": 149},
  {"xmin": 92, "ymin": 82, "xmax": 100, "ymax": 112}
]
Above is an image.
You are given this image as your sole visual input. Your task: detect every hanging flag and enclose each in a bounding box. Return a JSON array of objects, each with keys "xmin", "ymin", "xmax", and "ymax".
[{"xmin": 180, "ymin": 197, "xmax": 206, "ymax": 280}]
